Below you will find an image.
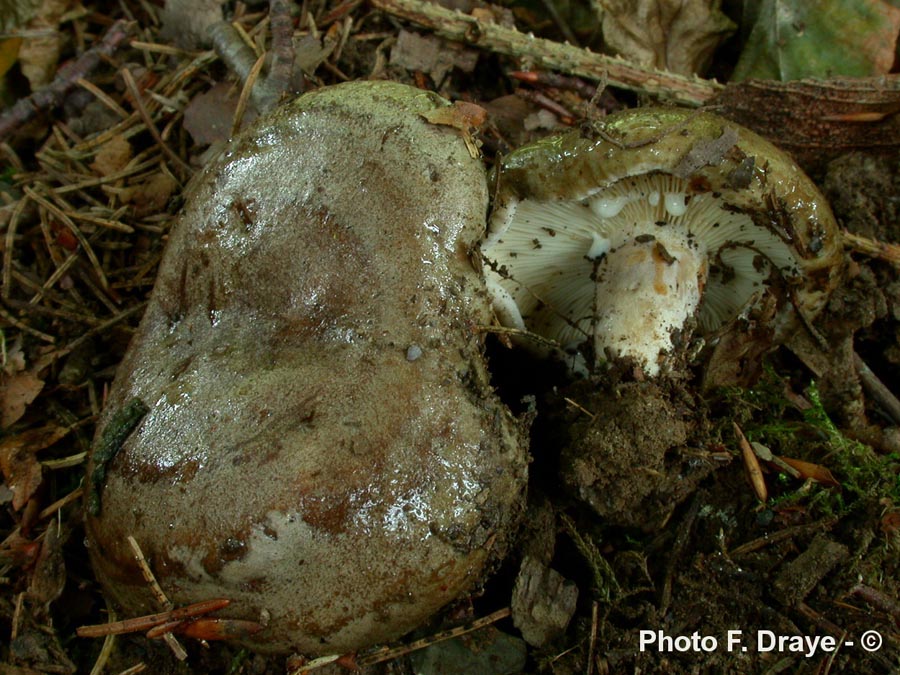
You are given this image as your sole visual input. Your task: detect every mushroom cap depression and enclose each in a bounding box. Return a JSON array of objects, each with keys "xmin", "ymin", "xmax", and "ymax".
[
  {"xmin": 481, "ymin": 108, "xmax": 843, "ymax": 375},
  {"xmin": 84, "ymin": 81, "xmax": 528, "ymax": 655}
]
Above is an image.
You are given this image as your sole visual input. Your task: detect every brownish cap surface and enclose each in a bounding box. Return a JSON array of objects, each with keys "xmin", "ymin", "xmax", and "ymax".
[{"xmin": 85, "ymin": 81, "xmax": 528, "ymax": 655}]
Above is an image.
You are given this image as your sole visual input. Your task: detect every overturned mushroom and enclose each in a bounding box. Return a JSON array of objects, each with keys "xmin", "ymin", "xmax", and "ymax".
[
  {"xmin": 481, "ymin": 108, "xmax": 843, "ymax": 376},
  {"xmin": 84, "ymin": 81, "xmax": 528, "ymax": 655}
]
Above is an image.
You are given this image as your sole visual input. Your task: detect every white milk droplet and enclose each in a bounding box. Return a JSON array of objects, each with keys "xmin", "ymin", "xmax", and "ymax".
[
  {"xmin": 586, "ymin": 232, "xmax": 610, "ymax": 259},
  {"xmin": 592, "ymin": 196, "xmax": 628, "ymax": 219},
  {"xmin": 664, "ymin": 193, "xmax": 687, "ymax": 217},
  {"xmin": 648, "ymin": 191, "xmax": 660, "ymax": 206}
]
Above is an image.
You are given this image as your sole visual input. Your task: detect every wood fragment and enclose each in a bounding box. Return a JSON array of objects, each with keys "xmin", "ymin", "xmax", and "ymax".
[
  {"xmin": 369, "ymin": 0, "xmax": 720, "ymax": 106},
  {"xmin": 713, "ymin": 76, "xmax": 900, "ymax": 169}
]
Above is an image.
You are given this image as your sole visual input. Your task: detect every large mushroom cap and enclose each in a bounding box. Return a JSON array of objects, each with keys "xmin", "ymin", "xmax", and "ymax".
[
  {"xmin": 482, "ymin": 107, "xmax": 843, "ymax": 376},
  {"xmin": 84, "ymin": 81, "xmax": 528, "ymax": 655}
]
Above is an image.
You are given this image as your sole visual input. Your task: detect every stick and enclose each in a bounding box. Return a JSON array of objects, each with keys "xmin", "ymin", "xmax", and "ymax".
[
  {"xmin": 369, "ymin": 0, "xmax": 720, "ymax": 106},
  {"xmin": 77, "ymin": 598, "xmax": 231, "ymax": 638},
  {"xmin": 0, "ymin": 20, "xmax": 133, "ymax": 141},
  {"xmin": 842, "ymin": 230, "xmax": 900, "ymax": 267},
  {"xmin": 268, "ymin": 0, "xmax": 297, "ymax": 96},
  {"xmin": 853, "ymin": 351, "xmax": 900, "ymax": 426}
]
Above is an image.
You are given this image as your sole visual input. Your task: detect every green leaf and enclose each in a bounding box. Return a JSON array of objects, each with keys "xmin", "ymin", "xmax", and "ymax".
[{"xmin": 733, "ymin": 0, "xmax": 900, "ymax": 81}]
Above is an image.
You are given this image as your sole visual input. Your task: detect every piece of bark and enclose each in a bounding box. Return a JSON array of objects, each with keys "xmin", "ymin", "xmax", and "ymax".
[
  {"xmin": 511, "ymin": 555, "xmax": 578, "ymax": 647},
  {"xmin": 713, "ymin": 76, "xmax": 900, "ymax": 173}
]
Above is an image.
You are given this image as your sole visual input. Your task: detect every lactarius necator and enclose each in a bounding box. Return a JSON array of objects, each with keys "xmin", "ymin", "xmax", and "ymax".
[
  {"xmin": 481, "ymin": 108, "xmax": 843, "ymax": 376},
  {"xmin": 84, "ymin": 81, "xmax": 528, "ymax": 655}
]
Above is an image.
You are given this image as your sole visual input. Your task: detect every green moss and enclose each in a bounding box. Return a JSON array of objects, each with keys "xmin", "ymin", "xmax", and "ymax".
[{"xmin": 715, "ymin": 373, "xmax": 900, "ymax": 517}]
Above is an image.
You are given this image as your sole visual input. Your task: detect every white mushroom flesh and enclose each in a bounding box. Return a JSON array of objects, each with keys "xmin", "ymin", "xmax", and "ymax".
[{"xmin": 482, "ymin": 173, "xmax": 802, "ymax": 376}]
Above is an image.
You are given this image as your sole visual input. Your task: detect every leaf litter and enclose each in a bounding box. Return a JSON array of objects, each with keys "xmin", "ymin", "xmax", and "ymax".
[{"xmin": 0, "ymin": 0, "xmax": 899, "ymax": 673}]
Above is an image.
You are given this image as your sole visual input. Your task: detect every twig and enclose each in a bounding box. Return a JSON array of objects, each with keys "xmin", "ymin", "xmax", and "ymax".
[
  {"xmin": 586, "ymin": 600, "xmax": 599, "ymax": 675},
  {"xmin": 730, "ymin": 517, "xmax": 838, "ymax": 557},
  {"xmin": 0, "ymin": 20, "xmax": 133, "ymax": 141},
  {"xmin": 369, "ymin": 0, "xmax": 720, "ymax": 106},
  {"xmin": 126, "ymin": 536, "xmax": 188, "ymax": 660},
  {"xmin": 849, "ymin": 583, "xmax": 900, "ymax": 621},
  {"xmin": 209, "ymin": 21, "xmax": 281, "ymax": 113},
  {"xmin": 88, "ymin": 603, "xmax": 116, "ymax": 675},
  {"xmin": 0, "ymin": 304, "xmax": 56, "ymax": 342},
  {"xmin": 2, "ymin": 195, "xmax": 32, "ymax": 298},
  {"xmin": 564, "ymin": 397, "xmax": 595, "ymax": 420},
  {"xmin": 853, "ymin": 351, "xmax": 900, "ymax": 426},
  {"xmin": 842, "ymin": 230, "xmax": 900, "ymax": 267},
  {"xmin": 77, "ymin": 598, "xmax": 231, "ymax": 638},
  {"xmin": 356, "ymin": 608, "xmax": 511, "ymax": 667},
  {"xmin": 115, "ymin": 665, "xmax": 147, "ymax": 675},
  {"xmin": 268, "ymin": 0, "xmax": 297, "ymax": 95},
  {"xmin": 795, "ymin": 601, "xmax": 844, "ymax": 636},
  {"xmin": 38, "ymin": 486, "xmax": 84, "ymax": 519},
  {"xmin": 515, "ymin": 87, "xmax": 576, "ymax": 125},
  {"xmin": 510, "ymin": 69, "xmax": 598, "ymax": 99},
  {"xmin": 659, "ymin": 495, "xmax": 700, "ymax": 616}
]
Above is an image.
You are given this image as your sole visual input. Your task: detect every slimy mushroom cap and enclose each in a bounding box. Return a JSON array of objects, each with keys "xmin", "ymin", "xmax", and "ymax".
[{"xmin": 482, "ymin": 108, "xmax": 842, "ymax": 376}]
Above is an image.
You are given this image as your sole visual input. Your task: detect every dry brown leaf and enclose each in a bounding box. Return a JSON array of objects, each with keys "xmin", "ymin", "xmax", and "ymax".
[
  {"xmin": 0, "ymin": 370, "xmax": 45, "ymax": 428},
  {"xmin": 390, "ymin": 29, "xmax": 478, "ymax": 84},
  {"xmin": 17, "ymin": 0, "xmax": 71, "ymax": 89},
  {"xmin": 294, "ymin": 33, "xmax": 335, "ymax": 77},
  {"xmin": 183, "ymin": 82, "xmax": 253, "ymax": 147},
  {"xmin": 0, "ymin": 424, "xmax": 69, "ymax": 510},
  {"xmin": 123, "ymin": 172, "xmax": 178, "ymax": 218},
  {"xmin": 599, "ymin": 0, "xmax": 735, "ymax": 76},
  {"xmin": 29, "ymin": 523, "xmax": 67, "ymax": 613},
  {"xmin": 3, "ymin": 336, "xmax": 27, "ymax": 375},
  {"xmin": 421, "ymin": 101, "xmax": 488, "ymax": 131},
  {"xmin": 0, "ymin": 446, "xmax": 42, "ymax": 512},
  {"xmin": 778, "ymin": 456, "xmax": 841, "ymax": 488},
  {"xmin": 90, "ymin": 135, "xmax": 133, "ymax": 177},
  {"xmin": 421, "ymin": 101, "xmax": 487, "ymax": 158}
]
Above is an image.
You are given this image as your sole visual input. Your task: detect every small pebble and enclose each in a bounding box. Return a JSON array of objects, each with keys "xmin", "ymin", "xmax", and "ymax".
[{"xmin": 406, "ymin": 344, "xmax": 423, "ymax": 361}]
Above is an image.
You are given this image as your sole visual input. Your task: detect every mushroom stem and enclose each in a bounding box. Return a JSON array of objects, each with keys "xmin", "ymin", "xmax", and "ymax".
[{"xmin": 590, "ymin": 229, "xmax": 706, "ymax": 375}]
